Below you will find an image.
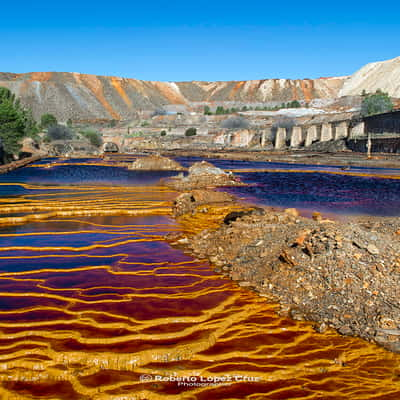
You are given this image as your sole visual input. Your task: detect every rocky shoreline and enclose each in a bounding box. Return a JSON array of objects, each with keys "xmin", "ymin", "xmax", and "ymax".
[{"xmin": 165, "ymin": 162, "xmax": 400, "ymax": 354}]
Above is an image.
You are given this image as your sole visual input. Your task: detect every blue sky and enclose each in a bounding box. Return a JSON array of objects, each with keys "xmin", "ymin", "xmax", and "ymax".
[{"xmin": 1, "ymin": 0, "xmax": 399, "ymax": 81}]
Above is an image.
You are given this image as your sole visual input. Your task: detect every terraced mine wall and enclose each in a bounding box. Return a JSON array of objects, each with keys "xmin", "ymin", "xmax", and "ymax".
[{"xmin": 0, "ymin": 72, "xmax": 346, "ymax": 121}]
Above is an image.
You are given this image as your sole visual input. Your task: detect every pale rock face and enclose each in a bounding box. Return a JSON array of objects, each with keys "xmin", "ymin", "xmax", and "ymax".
[{"xmin": 339, "ymin": 56, "xmax": 400, "ymax": 98}]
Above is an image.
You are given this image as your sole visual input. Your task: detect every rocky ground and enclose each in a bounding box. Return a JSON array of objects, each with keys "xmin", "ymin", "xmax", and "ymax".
[{"xmin": 169, "ymin": 183, "xmax": 400, "ymax": 353}]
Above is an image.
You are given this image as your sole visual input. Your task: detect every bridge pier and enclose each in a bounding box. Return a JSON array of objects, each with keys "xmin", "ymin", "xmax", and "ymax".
[
  {"xmin": 305, "ymin": 125, "xmax": 318, "ymax": 147},
  {"xmin": 275, "ymin": 128, "xmax": 287, "ymax": 149},
  {"xmin": 350, "ymin": 122, "xmax": 365, "ymax": 138},
  {"xmin": 290, "ymin": 126, "xmax": 303, "ymax": 148},
  {"xmin": 334, "ymin": 121, "xmax": 349, "ymax": 140},
  {"xmin": 321, "ymin": 123, "xmax": 334, "ymax": 142}
]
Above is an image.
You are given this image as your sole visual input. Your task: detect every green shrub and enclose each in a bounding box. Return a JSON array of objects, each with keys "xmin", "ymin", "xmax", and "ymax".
[
  {"xmin": 40, "ymin": 113, "xmax": 57, "ymax": 129},
  {"xmin": 361, "ymin": 90, "xmax": 393, "ymax": 117},
  {"xmin": 127, "ymin": 131, "xmax": 144, "ymax": 138},
  {"xmin": 204, "ymin": 106, "xmax": 212, "ymax": 115},
  {"xmin": 160, "ymin": 130, "xmax": 167, "ymax": 136},
  {"xmin": 185, "ymin": 127, "xmax": 197, "ymax": 136},
  {"xmin": 80, "ymin": 129, "xmax": 103, "ymax": 147},
  {"xmin": 288, "ymin": 100, "xmax": 301, "ymax": 108},
  {"xmin": 0, "ymin": 87, "xmax": 39, "ymax": 158}
]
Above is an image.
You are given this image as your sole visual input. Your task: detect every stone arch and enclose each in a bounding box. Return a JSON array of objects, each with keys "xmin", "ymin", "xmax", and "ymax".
[{"xmin": 103, "ymin": 142, "xmax": 119, "ymax": 153}]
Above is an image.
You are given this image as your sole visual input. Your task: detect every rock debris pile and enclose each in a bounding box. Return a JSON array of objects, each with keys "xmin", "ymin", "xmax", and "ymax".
[
  {"xmin": 180, "ymin": 206, "xmax": 400, "ymax": 352},
  {"xmin": 165, "ymin": 161, "xmax": 244, "ymax": 190}
]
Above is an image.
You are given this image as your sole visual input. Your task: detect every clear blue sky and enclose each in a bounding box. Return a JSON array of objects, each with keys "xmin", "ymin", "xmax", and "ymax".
[{"xmin": 1, "ymin": 0, "xmax": 399, "ymax": 82}]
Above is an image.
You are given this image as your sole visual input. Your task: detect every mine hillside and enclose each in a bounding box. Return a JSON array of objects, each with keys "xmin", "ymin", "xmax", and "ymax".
[{"xmin": 1, "ymin": 56, "xmax": 400, "ymax": 163}]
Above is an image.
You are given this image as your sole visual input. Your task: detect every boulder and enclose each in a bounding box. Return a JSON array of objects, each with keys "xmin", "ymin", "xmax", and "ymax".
[
  {"xmin": 188, "ymin": 161, "xmax": 226, "ymax": 176},
  {"xmin": 165, "ymin": 160, "xmax": 244, "ymax": 190}
]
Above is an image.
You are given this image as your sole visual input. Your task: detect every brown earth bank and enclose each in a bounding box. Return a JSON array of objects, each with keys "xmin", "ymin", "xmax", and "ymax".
[
  {"xmin": 167, "ymin": 177, "xmax": 400, "ymax": 353},
  {"xmin": 0, "ymin": 155, "xmax": 42, "ymax": 174}
]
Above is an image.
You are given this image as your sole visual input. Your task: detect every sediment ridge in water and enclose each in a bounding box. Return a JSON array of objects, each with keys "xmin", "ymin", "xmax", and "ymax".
[{"xmin": 0, "ymin": 157, "xmax": 399, "ymax": 399}]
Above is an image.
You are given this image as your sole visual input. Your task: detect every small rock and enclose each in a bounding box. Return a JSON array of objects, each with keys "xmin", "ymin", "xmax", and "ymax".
[
  {"xmin": 366, "ymin": 244, "xmax": 379, "ymax": 255},
  {"xmin": 312, "ymin": 212, "xmax": 322, "ymax": 222},
  {"xmin": 285, "ymin": 208, "xmax": 299, "ymax": 218},
  {"xmin": 314, "ymin": 322, "xmax": 328, "ymax": 333},
  {"xmin": 338, "ymin": 325, "xmax": 353, "ymax": 335},
  {"xmin": 290, "ymin": 309, "xmax": 304, "ymax": 320}
]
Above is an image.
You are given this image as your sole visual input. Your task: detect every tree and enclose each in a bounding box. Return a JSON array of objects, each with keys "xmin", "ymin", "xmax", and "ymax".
[
  {"xmin": 160, "ymin": 130, "xmax": 167, "ymax": 136},
  {"xmin": 108, "ymin": 119, "xmax": 118, "ymax": 128},
  {"xmin": 40, "ymin": 113, "xmax": 58, "ymax": 129},
  {"xmin": 204, "ymin": 105, "xmax": 212, "ymax": 115},
  {"xmin": 23, "ymin": 108, "xmax": 39, "ymax": 139},
  {"xmin": 361, "ymin": 90, "xmax": 393, "ymax": 117},
  {"xmin": 215, "ymin": 106, "xmax": 225, "ymax": 115},
  {"xmin": 0, "ymin": 87, "xmax": 38, "ymax": 159},
  {"xmin": 0, "ymin": 87, "xmax": 16, "ymax": 104},
  {"xmin": 0, "ymin": 99, "xmax": 26, "ymax": 157},
  {"xmin": 288, "ymin": 100, "xmax": 301, "ymax": 108},
  {"xmin": 185, "ymin": 127, "xmax": 197, "ymax": 136}
]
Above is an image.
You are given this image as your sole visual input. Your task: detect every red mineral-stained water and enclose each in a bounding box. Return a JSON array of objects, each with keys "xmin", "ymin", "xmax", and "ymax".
[{"xmin": 0, "ymin": 158, "xmax": 399, "ymax": 400}]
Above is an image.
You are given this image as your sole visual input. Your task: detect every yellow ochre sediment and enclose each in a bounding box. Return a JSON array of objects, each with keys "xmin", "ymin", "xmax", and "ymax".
[{"xmin": 0, "ymin": 164, "xmax": 398, "ymax": 400}]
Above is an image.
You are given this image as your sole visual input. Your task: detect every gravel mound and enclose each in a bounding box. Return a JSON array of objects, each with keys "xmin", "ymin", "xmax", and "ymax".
[{"xmin": 181, "ymin": 207, "xmax": 400, "ymax": 352}]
